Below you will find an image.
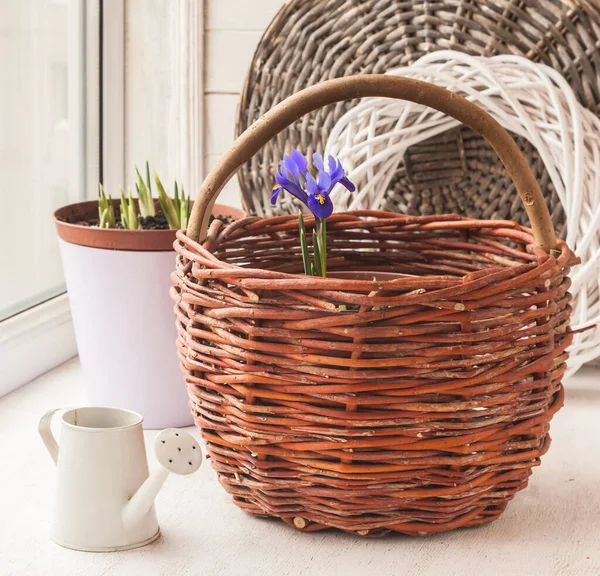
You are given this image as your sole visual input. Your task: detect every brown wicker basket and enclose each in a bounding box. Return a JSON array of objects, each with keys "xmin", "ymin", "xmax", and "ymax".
[
  {"xmin": 236, "ymin": 0, "xmax": 600, "ymax": 233},
  {"xmin": 173, "ymin": 76, "xmax": 578, "ymax": 536}
]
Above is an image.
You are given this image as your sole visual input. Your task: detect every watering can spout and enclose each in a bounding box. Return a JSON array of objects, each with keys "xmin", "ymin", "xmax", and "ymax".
[
  {"xmin": 122, "ymin": 428, "xmax": 202, "ymax": 530},
  {"xmin": 122, "ymin": 468, "xmax": 169, "ymax": 529}
]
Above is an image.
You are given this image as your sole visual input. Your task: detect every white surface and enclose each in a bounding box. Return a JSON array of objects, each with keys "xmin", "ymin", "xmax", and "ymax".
[
  {"xmin": 59, "ymin": 240, "xmax": 192, "ymax": 429},
  {"xmin": 124, "ymin": 0, "xmax": 204, "ymax": 204},
  {"xmin": 205, "ymin": 0, "xmax": 285, "ymax": 31},
  {"xmin": 111, "ymin": 0, "xmax": 286, "ymax": 208},
  {"xmin": 0, "ymin": 357, "xmax": 598, "ymax": 575},
  {"xmin": 202, "ymin": 0, "xmax": 286, "ymax": 206},
  {"xmin": 40, "ymin": 406, "xmax": 159, "ymax": 551},
  {"xmin": 101, "ymin": 0, "xmax": 125, "ymax": 195},
  {"xmin": 84, "ymin": 0, "xmax": 101, "ymax": 199},
  {"xmin": 326, "ymin": 51, "xmax": 600, "ymax": 374},
  {"xmin": 0, "ymin": 295, "xmax": 77, "ymax": 397},
  {"xmin": 204, "ymin": 30, "xmax": 263, "ymax": 94}
]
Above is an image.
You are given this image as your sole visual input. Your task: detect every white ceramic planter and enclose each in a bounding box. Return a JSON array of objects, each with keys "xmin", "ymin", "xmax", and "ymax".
[
  {"xmin": 59, "ymin": 239, "xmax": 191, "ymax": 429},
  {"xmin": 54, "ymin": 200, "xmax": 246, "ymax": 429}
]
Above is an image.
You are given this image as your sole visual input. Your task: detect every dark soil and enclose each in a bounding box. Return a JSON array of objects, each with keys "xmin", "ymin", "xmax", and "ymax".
[
  {"xmin": 66, "ymin": 211, "xmax": 235, "ymax": 230},
  {"xmin": 140, "ymin": 213, "xmax": 169, "ymax": 230},
  {"xmin": 137, "ymin": 213, "xmax": 233, "ymax": 229}
]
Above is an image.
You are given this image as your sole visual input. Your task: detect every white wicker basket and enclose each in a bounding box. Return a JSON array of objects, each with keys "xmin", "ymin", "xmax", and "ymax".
[{"xmin": 326, "ymin": 51, "xmax": 600, "ymax": 375}]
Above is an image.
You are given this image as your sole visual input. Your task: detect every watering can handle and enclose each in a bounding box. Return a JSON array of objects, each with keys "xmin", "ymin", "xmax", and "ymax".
[
  {"xmin": 186, "ymin": 74, "xmax": 557, "ymax": 252},
  {"xmin": 39, "ymin": 408, "xmax": 60, "ymax": 465}
]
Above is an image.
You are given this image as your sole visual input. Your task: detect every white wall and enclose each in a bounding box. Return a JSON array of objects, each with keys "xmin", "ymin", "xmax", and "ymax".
[
  {"xmin": 203, "ymin": 0, "xmax": 285, "ymax": 208},
  {"xmin": 122, "ymin": 0, "xmax": 284, "ymax": 210},
  {"xmin": 124, "ymin": 0, "xmax": 203, "ymax": 202}
]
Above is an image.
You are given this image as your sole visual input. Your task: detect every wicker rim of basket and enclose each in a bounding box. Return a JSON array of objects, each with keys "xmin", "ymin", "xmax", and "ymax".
[
  {"xmin": 188, "ymin": 75, "xmax": 556, "ymax": 252},
  {"xmin": 179, "ymin": 210, "xmax": 574, "ymax": 286}
]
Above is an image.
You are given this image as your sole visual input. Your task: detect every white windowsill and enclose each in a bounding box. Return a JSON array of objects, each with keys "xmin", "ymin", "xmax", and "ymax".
[
  {"xmin": 0, "ymin": 358, "xmax": 598, "ymax": 575},
  {"xmin": 0, "ymin": 294, "xmax": 78, "ymax": 397}
]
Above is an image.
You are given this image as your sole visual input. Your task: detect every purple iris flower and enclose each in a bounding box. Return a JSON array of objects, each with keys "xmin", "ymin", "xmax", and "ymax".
[{"xmin": 271, "ymin": 149, "xmax": 355, "ymax": 219}]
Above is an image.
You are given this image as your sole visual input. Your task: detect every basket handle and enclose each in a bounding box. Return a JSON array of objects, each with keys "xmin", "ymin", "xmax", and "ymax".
[{"xmin": 188, "ymin": 75, "xmax": 557, "ymax": 251}]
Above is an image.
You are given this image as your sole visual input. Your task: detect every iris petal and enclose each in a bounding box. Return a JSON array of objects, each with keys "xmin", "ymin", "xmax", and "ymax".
[
  {"xmin": 305, "ymin": 173, "xmax": 319, "ymax": 195},
  {"xmin": 308, "ymin": 192, "xmax": 334, "ymax": 219},
  {"xmin": 340, "ymin": 176, "xmax": 356, "ymax": 192},
  {"xmin": 313, "ymin": 153, "xmax": 324, "ymax": 172},
  {"xmin": 283, "ymin": 155, "xmax": 300, "ymax": 183},
  {"xmin": 290, "ymin": 149, "xmax": 308, "ymax": 177},
  {"xmin": 270, "ymin": 185, "xmax": 282, "ymax": 205},
  {"xmin": 272, "ymin": 151, "xmax": 354, "ymax": 218},
  {"xmin": 275, "ymin": 172, "xmax": 308, "ymax": 205},
  {"xmin": 328, "ymin": 155, "xmax": 343, "ymax": 181},
  {"xmin": 318, "ymin": 169, "xmax": 331, "ymax": 191}
]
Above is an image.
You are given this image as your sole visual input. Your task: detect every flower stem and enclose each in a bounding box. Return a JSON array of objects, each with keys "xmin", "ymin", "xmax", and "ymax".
[
  {"xmin": 297, "ymin": 211, "xmax": 312, "ymax": 275},
  {"xmin": 313, "ymin": 218, "xmax": 327, "ymax": 277},
  {"xmin": 312, "ymin": 230, "xmax": 323, "ymax": 277},
  {"xmin": 318, "ymin": 218, "xmax": 326, "ymax": 277}
]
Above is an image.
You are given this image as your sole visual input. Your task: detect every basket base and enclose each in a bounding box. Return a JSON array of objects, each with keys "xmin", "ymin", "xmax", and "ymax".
[{"xmin": 232, "ymin": 495, "xmax": 511, "ymax": 537}]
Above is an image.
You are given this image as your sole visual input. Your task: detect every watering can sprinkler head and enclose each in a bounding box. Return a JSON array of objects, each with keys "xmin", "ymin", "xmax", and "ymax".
[{"xmin": 122, "ymin": 429, "xmax": 202, "ymax": 529}]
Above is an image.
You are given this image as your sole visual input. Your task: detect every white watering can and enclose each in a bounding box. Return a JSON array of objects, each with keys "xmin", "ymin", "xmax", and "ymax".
[{"xmin": 39, "ymin": 406, "xmax": 202, "ymax": 552}]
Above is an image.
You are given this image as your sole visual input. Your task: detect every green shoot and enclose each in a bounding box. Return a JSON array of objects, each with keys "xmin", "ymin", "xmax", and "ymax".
[
  {"xmin": 98, "ymin": 162, "xmax": 191, "ymax": 230},
  {"xmin": 173, "ymin": 181, "xmax": 180, "ymax": 217},
  {"xmin": 154, "ymin": 172, "xmax": 181, "ymax": 229},
  {"xmin": 136, "ymin": 167, "xmax": 155, "ymax": 217},
  {"xmin": 318, "ymin": 218, "xmax": 326, "ymax": 277},
  {"xmin": 120, "ymin": 188, "xmax": 139, "ymax": 230},
  {"xmin": 295, "ymin": 214, "xmax": 328, "ymax": 277},
  {"xmin": 98, "ymin": 184, "xmax": 108, "ymax": 223},
  {"xmin": 127, "ymin": 189, "xmax": 137, "ymax": 229},
  {"xmin": 119, "ymin": 190, "xmax": 129, "ymax": 229},
  {"xmin": 145, "ymin": 161, "xmax": 152, "ymax": 196},
  {"xmin": 99, "ymin": 195, "xmax": 116, "ymax": 228},
  {"xmin": 98, "ymin": 184, "xmax": 116, "ymax": 228},
  {"xmin": 312, "ymin": 230, "xmax": 323, "ymax": 277},
  {"xmin": 180, "ymin": 186, "xmax": 190, "ymax": 230},
  {"xmin": 99, "ymin": 208, "xmax": 108, "ymax": 228},
  {"xmin": 298, "ymin": 212, "xmax": 312, "ymax": 275}
]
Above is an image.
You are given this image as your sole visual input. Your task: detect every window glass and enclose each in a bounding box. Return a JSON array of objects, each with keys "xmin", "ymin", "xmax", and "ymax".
[{"xmin": 0, "ymin": 0, "xmax": 82, "ymax": 320}]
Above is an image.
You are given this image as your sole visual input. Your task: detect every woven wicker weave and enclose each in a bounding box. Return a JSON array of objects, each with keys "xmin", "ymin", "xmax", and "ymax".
[
  {"xmin": 236, "ymin": 0, "xmax": 600, "ymax": 225},
  {"xmin": 173, "ymin": 76, "xmax": 577, "ymax": 536}
]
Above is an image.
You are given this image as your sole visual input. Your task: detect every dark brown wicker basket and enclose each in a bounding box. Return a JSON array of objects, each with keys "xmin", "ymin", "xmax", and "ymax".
[
  {"xmin": 236, "ymin": 0, "xmax": 600, "ymax": 234},
  {"xmin": 173, "ymin": 76, "xmax": 578, "ymax": 536}
]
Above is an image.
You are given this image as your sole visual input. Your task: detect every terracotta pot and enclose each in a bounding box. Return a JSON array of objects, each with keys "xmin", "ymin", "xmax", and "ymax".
[
  {"xmin": 54, "ymin": 199, "xmax": 246, "ymax": 251},
  {"xmin": 54, "ymin": 199, "xmax": 246, "ymax": 429}
]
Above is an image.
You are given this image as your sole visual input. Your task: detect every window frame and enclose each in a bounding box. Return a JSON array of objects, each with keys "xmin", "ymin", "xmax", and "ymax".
[
  {"xmin": 1, "ymin": 0, "xmax": 204, "ymax": 396},
  {"xmin": 0, "ymin": 0, "xmax": 104, "ymax": 396}
]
